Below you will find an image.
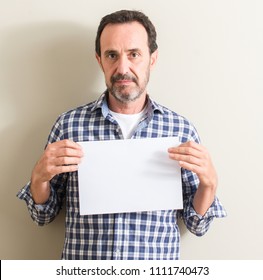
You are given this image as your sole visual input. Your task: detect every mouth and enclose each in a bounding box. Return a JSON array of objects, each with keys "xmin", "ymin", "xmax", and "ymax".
[
  {"xmin": 114, "ymin": 80, "xmax": 134, "ymax": 85},
  {"xmin": 111, "ymin": 74, "xmax": 137, "ymax": 86}
]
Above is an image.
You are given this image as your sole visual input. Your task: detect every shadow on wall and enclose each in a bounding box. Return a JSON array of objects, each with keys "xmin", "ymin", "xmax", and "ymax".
[
  {"xmin": 0, "ymin": 21, "xmax": 100, "ymax": 259},
  {"xmin": 0, "ymin": 21, "xmax": 189, "ymax": 260}
]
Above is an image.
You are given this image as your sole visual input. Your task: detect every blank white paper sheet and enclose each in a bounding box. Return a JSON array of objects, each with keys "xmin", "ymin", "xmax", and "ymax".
[{"xmin": 78, "ymin": 137, "xmax": 182, "ymax": 215}]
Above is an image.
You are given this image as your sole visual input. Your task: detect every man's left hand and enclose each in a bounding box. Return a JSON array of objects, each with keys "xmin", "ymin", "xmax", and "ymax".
[{"xmin": 168, "ymin": 141, "xmax": 217, "ymax": 190}]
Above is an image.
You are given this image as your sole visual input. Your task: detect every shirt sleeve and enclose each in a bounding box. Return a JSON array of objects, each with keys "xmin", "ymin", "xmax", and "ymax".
[
  {"xmin": 16, "ymin": 115, "xmax": 68, "ymax": 226},
  {"xmin": 179, "ymin": 169, "xmax": 227, "ymax": 236},
  {"xmin": 178, "ymin": 122, "xmax": 227, "ymax": 236},
  {"xmin": 16, "ymin": 172, "xmax": 68, "ymax": 226}
]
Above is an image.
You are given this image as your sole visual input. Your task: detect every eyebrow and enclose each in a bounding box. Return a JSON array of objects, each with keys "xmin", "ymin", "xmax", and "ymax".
[
  {"xmin": 104, "ymin": 50, "xmax": 117, "ymax": 56},
  {"xmin": 104, "ymin": 48, "xmax": 142, "ymax": 56}
]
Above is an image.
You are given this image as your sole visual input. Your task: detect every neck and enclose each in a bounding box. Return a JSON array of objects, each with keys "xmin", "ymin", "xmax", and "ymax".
[{"xmin": 107, "ymin": 92, "xmax": 147, "ymax": 114}]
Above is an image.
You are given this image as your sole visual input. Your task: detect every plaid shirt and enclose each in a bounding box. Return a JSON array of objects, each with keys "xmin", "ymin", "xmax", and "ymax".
[{"xmin": 17, "ymin": 92, "xmax": 226, "ymax": 260}]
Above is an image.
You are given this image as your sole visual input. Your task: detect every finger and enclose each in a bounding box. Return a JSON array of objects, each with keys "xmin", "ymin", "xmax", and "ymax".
[
  {"xmin": 56, "ymin": 147, "xmax": 84, "ymax": 158},
  {"xmin": 177, "ymin": 141, "xmax": 205, "ymax": 152},
  {"xmin": 59, "ymin": 139, "xmax": 83, "ymax": 151},
  {"xmin": 168, "ymin": 145, "xmax": 203, "ymax": 159},
  {"xmin": 46, "ymin": 140, "xmax": 84, "ymax": 158},
  {"xmin": 168, "ymin": 146, "xmax": 202, "ymax": 158},
  {"xmin": 168, "ymin": 152, "xmax": 201, "ymax": 166},
  {"xmin": 54, "ymin": 156, "xmax": 83, "ymax": 167},
  {"xmin": 178, "ymin": 160, "xmax": 202, "ymax": 174},
  {"xmin": 49, "ymin": 164, "xmax": 80, "ymax": 176},
  {"xmin": 180, "ymin": 141, "xmax": 211, "ymax": 163},
  {"xmin": 47, "ymin": 139, "xmax": 83, "ymax": 151}
]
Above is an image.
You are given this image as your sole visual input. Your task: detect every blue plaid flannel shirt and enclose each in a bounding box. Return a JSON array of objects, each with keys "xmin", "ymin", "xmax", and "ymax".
[{"xmin": 17, "ymin": 92, "xmax": 226, "ymax": 259}]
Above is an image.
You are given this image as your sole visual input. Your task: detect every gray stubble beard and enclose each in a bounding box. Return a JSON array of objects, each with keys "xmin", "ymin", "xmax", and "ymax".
[{"xmin": 107, "ymin": 71, "xmax": 150, "ymax": 104}]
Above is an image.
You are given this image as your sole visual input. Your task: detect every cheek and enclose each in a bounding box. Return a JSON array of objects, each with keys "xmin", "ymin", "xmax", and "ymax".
[
  {"xmin": 136, "ymin": 64, "xmax": 150, "ymax": 79},
  {"xmin": 105, "ymin": 70, "xmax": 114, "ymax": 82},
  {"xmin": 101, "ymin": 65, "xmax": 114, "ymax": 80},
  {"xmin": 105, "ymin": 71, "xmax": 116, "ymax": 87}
]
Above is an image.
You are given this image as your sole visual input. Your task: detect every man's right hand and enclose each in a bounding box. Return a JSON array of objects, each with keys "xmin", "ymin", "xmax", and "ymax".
[{"xmin": 30, "ymin": 139, "xmax": 84, "ymax": 204}]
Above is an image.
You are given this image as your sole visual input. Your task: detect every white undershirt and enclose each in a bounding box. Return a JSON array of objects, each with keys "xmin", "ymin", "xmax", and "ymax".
[{"xmin": 109, "ymin": 108, "xmax": 146, "ymax": 139}]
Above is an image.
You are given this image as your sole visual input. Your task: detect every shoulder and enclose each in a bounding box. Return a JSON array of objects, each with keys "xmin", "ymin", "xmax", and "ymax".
[
  {"xmin": 57, "ymin": 93, "xmax": 106, "ymax": 123},
  {"xmin": 151, "ymin": 100, "xmax": 200, "ymax": 143},
  {"xmin": 47, "ymin": 100, "xmax": 98, "ymax": 143},
  {"xmin": 57, "ymin": 101, "xmax": 97, "ymax": 123}
]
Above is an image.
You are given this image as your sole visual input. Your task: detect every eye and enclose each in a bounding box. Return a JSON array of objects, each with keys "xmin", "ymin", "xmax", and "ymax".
[
  {"xmin": 130, "ymin": 52, "xmax": 140, "ymax": 58},
  {"xmin": 105, "ymin": 52, "xmax": 118, "ymax": 60}
]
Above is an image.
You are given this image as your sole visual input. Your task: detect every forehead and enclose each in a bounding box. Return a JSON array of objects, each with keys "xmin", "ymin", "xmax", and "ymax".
[{"xmin": 100, "ymin": 21, "xmax": 149, "ymax": 52}]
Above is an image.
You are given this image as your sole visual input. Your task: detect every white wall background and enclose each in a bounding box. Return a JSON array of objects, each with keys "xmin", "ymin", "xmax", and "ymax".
[{"xmin": 0, "ymin": 0, "xmax": 262, "ymax": 259}]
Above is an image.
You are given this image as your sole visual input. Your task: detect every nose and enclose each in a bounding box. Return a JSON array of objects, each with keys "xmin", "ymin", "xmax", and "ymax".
[{"xmin": 116, "ymin": 55, "xmax": 130, "ymax": 75}]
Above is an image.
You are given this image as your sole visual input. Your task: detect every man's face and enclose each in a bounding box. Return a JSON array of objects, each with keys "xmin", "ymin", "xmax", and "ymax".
[{"xmin": 96, "ymin": 21, "xmax": 157, "ymax": 104}]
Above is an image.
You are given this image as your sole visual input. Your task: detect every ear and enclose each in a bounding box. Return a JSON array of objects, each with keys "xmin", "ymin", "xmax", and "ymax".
[
  {"xmin": 150, "ymin": 50, "xmax": 158, "ymax": 70},
  {"xmin": 95, "ymin": 53, "xmax": 104, "ymax": 71}
]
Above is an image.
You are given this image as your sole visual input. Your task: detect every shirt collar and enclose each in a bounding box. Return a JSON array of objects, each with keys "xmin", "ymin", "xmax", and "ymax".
[{"xmin": 91, "ymin": 90, "xmax": 164, "ymax": 117}]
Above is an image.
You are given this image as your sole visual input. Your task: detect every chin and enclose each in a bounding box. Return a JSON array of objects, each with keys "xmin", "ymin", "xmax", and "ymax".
[{"xmin": 115, "ymin": 92, "xmax": 142, "ymax": 103}]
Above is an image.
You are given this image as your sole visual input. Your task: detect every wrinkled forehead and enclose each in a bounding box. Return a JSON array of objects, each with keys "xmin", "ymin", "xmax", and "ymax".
[{"xmin": 100, "ymin": 22, "xmax": 149, "ymax": 53}]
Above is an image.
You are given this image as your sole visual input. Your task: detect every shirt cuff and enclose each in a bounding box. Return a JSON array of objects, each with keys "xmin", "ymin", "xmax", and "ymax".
[
  {"xmin": 185, "ymin": 195, "xmax": 227, "ymax": 219},
  {"xmin": 182, "ymin": 195, "xmax": 227, "ymax": 236},
  {"xmin": 16, "ymin": 182, "xmax": 57, "ymax": 214}
]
